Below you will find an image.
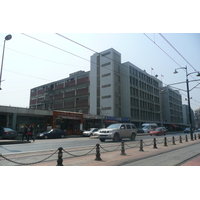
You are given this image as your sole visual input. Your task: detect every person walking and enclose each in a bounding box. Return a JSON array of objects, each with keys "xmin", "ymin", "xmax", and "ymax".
[
  {"xmin": 27, "ymin": 125, "xmax": 35, "ymax": 142},
  {"xmin": 22, "ymin": 124, "xmax": 28, "ymax": 141}
]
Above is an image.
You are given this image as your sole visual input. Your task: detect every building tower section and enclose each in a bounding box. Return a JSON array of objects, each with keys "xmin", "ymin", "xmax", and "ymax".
[{"xmin": 90, "ymin": 48, "xmax": 121, "ymax": 117}]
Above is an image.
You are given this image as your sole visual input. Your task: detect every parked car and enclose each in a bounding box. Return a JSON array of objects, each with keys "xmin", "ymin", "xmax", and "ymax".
[
  {"xmin": 82, "ymin": 128, "xmax": 99, "ymax": 137},
  {"xmin": 0, "ymin": 127, "xmax": 18, "ymax": 139},
  {"xmin": 161, "ymin": 127, "xmax": 168, "ymax": 132},
  {"xmin": 150, "ymin": 127, "xmax": 166, "ymax": 136},
  {"xmin": 142, "ymin": 123, "xmax": 158, "ymax": 133},
  {"xmin": 184, "ymin": 128, "xmax": 193, "ymax": 133},
  {"xmin": 36, "ymin": 129, "xmax": 67, "ymax": 139},
  {"xmin": 93, "ymin": 128, "xmax": 103, "ymax": 136},
  {"xmin": 98, "ymin": 123, "xmax": 137, "ymax": 142}
]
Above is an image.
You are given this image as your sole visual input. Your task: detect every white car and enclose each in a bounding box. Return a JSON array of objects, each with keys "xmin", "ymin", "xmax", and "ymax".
[
  {"xmin": 82, "ymin": 128, "xmax": 99, "ymax": 137},
  {"xmin": 98, "ymin": 123, "xmax": 137, "ymax": 142}
]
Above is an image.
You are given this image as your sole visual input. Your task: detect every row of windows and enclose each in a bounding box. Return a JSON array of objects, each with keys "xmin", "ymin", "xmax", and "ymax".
[
  {"xmin": 129, "ymin": 67, "xmax": 159, "ymax": 87},
  {"xmin": 102, "ymin": 107, "xmax": 111, "ymax": 110},
  {"xmin": 169, "ymin": 96, "xmax": 181, "ymax": 105},
  {"xmin": 130, "ymin": 77, "xmax": 159, "ymax": 93},
  {"xmin": 130, "ymin": 98, "xmax": 160, "ymax": 110},
  {"xmin": 31, "ymin": 75, "xmax": 89, "ymax": 93},
  {"xmin": 130, "ymin": 87, "xmax": 159, "ymax": 103},
  {"xmin": 131, "ymin": 109, "xmax": 161, "ymax": 121}
]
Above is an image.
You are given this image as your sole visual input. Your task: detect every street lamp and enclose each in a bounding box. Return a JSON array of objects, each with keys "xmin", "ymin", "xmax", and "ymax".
[
  {"xmin": 173, "ymin": 66, "xmax": 200, "ymax": 140},
  {"xmin": 0, "ymin": 34, "xmax": 12, "ymax": 90}
]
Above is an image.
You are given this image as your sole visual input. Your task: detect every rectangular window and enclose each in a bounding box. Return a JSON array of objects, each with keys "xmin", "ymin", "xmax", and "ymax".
[
  {"xmin": 101, "ymin": 52, "xmax": 110, "ymax": 57},
  {"xmin": 102, "ymin": 84, "xmax": 111, "ymax": 88},
  {"xmin": 102, "ymin": 107, "xmax": 111, "ymax": 110},
  {"xmin": 102, "ymin": 73, "xmax": 111, "ymax": 77},
  {"xmin": 102, "ymin": 95, "xmax": 111, "ymax": 99},
  {"xmin": 102, "ymin": 62, "xmax": 111, "ymax": 67},
  {"xmin": 126, "ymin": 125, "xmax": 131, "ymax": 129}
]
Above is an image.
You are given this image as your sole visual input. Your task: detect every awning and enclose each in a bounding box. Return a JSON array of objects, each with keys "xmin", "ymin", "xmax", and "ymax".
[{"xmin": 172, "ymin": 124, "xmax": 178, "ymax": 127}]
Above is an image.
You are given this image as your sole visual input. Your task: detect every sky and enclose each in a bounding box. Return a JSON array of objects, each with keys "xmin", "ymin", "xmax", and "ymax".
[
  {"xmin": 0, "ymin": 33, "xmax": 199, "ymax": 110},
  {"xmin": 0, "ymin": 1, "xmax": 200, "ymax": 112}
]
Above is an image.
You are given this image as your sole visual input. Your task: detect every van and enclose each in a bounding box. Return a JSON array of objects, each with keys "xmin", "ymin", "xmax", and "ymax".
[{"xmin": 142, "ymin": 123, "xmax": 158, "ymax": 133}]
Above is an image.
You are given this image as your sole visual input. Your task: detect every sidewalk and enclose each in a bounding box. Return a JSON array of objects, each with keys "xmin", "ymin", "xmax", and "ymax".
[
  {"xmin": 1, "ymin": 134, "xmax": 200, "ymax": 166},
  {"xmin": 2, "ymin": 137, "xmax": 198, "ymax": 166}
]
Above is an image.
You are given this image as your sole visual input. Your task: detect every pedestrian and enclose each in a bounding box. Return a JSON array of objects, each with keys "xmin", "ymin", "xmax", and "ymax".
[
  {"xmin": 22, "ymin": 124, "xmax": 28, "ymax": 141},
  {"xmin": 27, "ymin": 125, "xmax": 35, "ymax": 142}
]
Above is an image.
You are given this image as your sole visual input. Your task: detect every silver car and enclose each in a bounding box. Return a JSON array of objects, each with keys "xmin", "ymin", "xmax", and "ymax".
[
  {"xmin": 98, "ymin": 123, "xmax": 137, "ymax": 142},
  {"xmin": 82, "ymin": 128, "xmax": 99, "ymax": 137}
]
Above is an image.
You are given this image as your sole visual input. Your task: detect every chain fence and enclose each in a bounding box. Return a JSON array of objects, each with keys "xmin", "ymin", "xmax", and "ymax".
[{"xmin": 0, "ymin": 133, "xmax": 199, "ymax": 166}]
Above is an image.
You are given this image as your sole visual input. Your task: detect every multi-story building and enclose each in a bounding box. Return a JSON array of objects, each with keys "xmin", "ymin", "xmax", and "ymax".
[
  {"xmin": 30, "ymin": 47, "xmax": 187, "ymax": 129},
  {"xmin": 161, "ymin": 86, "xmax": 183, "ymax": 130},
  {"xmin": 90, "ymin": 48, "xmax": 121, "ymax": 117},
  {"xmin": 121, "ymin": 62, "xmax": 162, "ymax": 126},
  {"xmin": 30, "ymin": 70, "xmax": 90, "ymax": 114},
  {"xmin": 182, "ymin": 104, "xmax": 195, "ymax": 128},
  {"xmin": 90, "ymin": 48, "xmax": 163, "ymax": 127},
  {"xmin": 194, "ymin": 107, "xmax": 200, "ymax": 129}
]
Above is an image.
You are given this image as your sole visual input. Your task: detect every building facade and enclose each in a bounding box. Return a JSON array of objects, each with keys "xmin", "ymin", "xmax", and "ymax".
[
  {"xmin": 30, "ymin": 70, "xmax": 90, "ymax": 114},
  {"xmin": 29, "ymin": 47, "xmax": 189, "ymax": 129},
  {"xmin": 194, "ymin": 107, "xmax": 200, "ymax": 129},
  {"xmin": 121, "ymin": 62, "xmax": 162, "ymax": 127},
  {"xmin": 90, "ymin": 48, "xmax": 122, "ymax": 117},
  {"xmin": 161, "ymin": 86, "xmax": 183, "ymax": 130}
]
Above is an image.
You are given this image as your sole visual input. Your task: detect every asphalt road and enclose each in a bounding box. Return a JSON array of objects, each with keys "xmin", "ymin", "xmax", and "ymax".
[{"xmin": 0, "ymin": 131, "xmax": 195, "ymax": 155}]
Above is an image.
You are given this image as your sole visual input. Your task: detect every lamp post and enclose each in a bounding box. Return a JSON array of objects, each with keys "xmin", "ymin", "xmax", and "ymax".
[
  {"xmin": 173, "ymin": 66, "xmax": 200, "ymax": 140},
  {"xmin": 0, "ymin": 34, "xmax": 12, "ymax": 90}
]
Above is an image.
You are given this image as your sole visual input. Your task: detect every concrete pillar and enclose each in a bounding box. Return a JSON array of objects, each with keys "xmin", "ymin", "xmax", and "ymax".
[{"xmin": 11, "ymin": 113, "xmax": 17, "ymax": 130}]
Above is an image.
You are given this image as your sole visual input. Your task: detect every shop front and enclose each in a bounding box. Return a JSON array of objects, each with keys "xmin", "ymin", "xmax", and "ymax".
[
  {"xmin": 53, "ymin": 111, "xmax": 83, "ymax": 135},
  {"xmin": 83, "ymin": 114, "xmax": 102, "ymax": 130}
]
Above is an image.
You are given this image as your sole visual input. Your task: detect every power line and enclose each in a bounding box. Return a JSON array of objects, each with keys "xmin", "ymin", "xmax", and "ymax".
[
  {"xmin": 55, "ymin": 33, "xmax": 97, "ymax": 54},
  {"xmin": 1, "ymin": 45, "xmax": 87, "ymax": 69},
  {"xmin": 22, "ymin": 33, "xmax": 200, "ymax": 108},
  {"xmin": 4, "ymin": 69, "xmax": 53, "ymax": 82},
  {"xmin": 21, "ymin": 33, "xmax": 92, "ymax": 64},
  {"xmin": 158, "ymin": 33, "xmax": 200, "ymax": 83},
  {"xmin": 158, "ymin": 33, "xmax": 198, "ymax": 72},
  {"xmin": 143, "ymin": 33, "xmax": 183, "ymax": 68}
]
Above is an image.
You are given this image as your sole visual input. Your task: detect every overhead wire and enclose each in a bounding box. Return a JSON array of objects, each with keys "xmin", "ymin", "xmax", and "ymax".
[
  {"xmin": 143, "ymin": 33, "xmax": 183, "ymax": 68},
  {"xmin": 21, "ymin": 33, "xmax": 93, "ymax": 64},
  {"xmin": 158, "ymin": 33, "xmax": 198, "ymax": 72},
  {"xmin": 2, "ymin": 45, "xmax": 87, "ymax": 69},
  {"xmin": 22, "ymin": 33, "xmax": 199, "ymax": 108}
]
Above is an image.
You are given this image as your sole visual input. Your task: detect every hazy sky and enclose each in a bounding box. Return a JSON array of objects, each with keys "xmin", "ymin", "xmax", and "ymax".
[
  {"xmin": 1, "ymin": 1, "xmax": 200, "ymax": 112},
  {"xmin": 0, "ymin": 33, "xmax": 199, "ymax": 110}
]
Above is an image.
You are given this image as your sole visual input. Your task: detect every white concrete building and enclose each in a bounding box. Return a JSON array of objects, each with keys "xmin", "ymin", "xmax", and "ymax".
[
  {"xmin": 90, "ymin": 48, "xmax": 163, "ymax": 126},
  {"xmin": 90, "ymin": 48, "xmax": 121, "ymax": 117}
]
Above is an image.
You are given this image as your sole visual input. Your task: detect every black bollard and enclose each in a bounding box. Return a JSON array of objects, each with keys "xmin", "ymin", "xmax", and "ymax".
[
  {"xmin": 185, "ymin": 135, "xmax": 188, "ymax": 142},
  {"xmin": 194, "ymin": 134, "xmax": 197, "ymax": 140},
  {"xmin": 179, "ymin": 135, "xmax": 182, "ymax": 143},
  {"xmin": 172, "ymin": 136, "xmax": 176, "ymax": 145},
  {"xmin": 198, "ymin": 134, "xmax": 200, "ymax": 139},
  {"xmin": 153, "ymin": 138, "xmax": 157, "ymax": 149},
  {"xmin": 120, "ymin": 141, "xmax": 126, "ymax": 155},
  {"xmin": 164, "ymin": 137, "xmax": 168, "ymax": 147},
  {"xmin": 139, "ymin": 139, "xmax": 144, "ymax": 151},
  {"xmin": 57, "ymin": 147, "xmax": 63, "ymax": 166},
  {"xmin": 95, "ymin": 144, "xmax": 102, "ymax": 161}
]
